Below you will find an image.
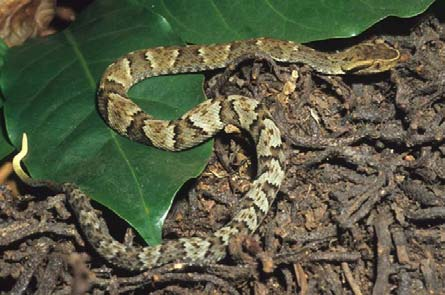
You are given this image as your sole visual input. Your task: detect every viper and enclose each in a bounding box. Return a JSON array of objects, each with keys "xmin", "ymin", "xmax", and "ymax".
[{"xmin": 14, "ymin": 37, "xmax": 400, "ymax": 271}]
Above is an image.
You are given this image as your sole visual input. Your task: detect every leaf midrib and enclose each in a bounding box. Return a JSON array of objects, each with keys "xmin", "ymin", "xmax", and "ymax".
[{"xmin": 63, "ymin": 29, "xmax": 148, "ymax": 216}]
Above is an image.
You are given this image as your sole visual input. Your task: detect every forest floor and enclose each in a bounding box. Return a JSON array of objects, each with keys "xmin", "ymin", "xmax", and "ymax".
[{"xmin": 1, "ymin": 4, "xmax": 444, "ymax": 295}]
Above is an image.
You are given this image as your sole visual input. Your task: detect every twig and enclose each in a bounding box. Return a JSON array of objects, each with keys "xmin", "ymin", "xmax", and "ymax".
[
  {"xmin": 342, "ymin": 262, "xmax": 363, "ymax": 295},
  {"xmin": 0, "ymin": 220, "xmax": 83, "ymax": 246},
  {"xmin": 9, "ymin": 238, "xmax": 52, "ymax": 295},
  {"xmin": 372, "ymin": 210, "xmax": 393, "ymax": 295},
  {"xmin": 408, "ymin": 207, "xmax": 445, "ymax": 221}
]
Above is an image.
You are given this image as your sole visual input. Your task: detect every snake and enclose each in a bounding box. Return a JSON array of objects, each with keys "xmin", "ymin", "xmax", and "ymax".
[{"xmin": 13, "ymin": 37, "xmax": 399, "ymax": 272}]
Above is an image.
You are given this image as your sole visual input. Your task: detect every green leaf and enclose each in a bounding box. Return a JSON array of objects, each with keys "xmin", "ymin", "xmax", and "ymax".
[
  {"xmin": 1, "ymin": 0, "xmax": 212, "ymax": 245},
  {"xmin": 0, "ymin": 39, "xmax": 14, "ymax": 160},
  {"xmin": 145, "ymin": 0, "xmax": 435, "ymax": 43},
  {"xmin": 0, "ymin": 111, "xmax": 13, "ymax": 160},
  {"xmin": 0, "ymin": 38, "xmax": 8, "ymax": 69}
]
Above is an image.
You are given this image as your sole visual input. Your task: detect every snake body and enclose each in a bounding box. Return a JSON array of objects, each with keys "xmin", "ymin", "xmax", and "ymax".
[{"xmin": 15, "ymin": 38, "xmax": 399, "ymax": 272}]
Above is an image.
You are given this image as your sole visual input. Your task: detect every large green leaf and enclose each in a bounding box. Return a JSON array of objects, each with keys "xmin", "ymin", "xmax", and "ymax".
[
  {"xmin": 0, "ymin": 106, "xmax": 13, "ymax": 160},
  {"xmin": 0, "ymin": 105, "xmax": 14, "ymax": 160},
  {"xmin": 0, "ymin": 38, "xmax": 7, "ymax": 69},
  {"xmin": 145, "ymin": 0, "xmax": 435, "ymax": 43},
  {"xmin": 0, "ymin": 39, "xmax": 14, "ymax": 160},
  {"xmin": 0, "ymin": 114, "xmax": 13, "ymax": 161},
  {"xmin": 1, "ymin": 0, "xmax": 212, "ymax": 245}
]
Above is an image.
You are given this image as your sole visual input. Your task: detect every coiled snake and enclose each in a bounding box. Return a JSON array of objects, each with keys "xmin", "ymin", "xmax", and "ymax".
[{"xmin": 14, "ymin": 37, "xmax": 399, "ymax": 271}]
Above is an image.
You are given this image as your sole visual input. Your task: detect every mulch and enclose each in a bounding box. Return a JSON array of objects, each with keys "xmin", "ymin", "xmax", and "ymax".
[{"xmin": 1, "ymin": 6, "xmax": 444, "ymax": 295}]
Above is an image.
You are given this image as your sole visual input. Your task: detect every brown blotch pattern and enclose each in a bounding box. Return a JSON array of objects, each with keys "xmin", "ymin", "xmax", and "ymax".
[
  {"xmin": 144, "ymin": 47, "xmax": 180, "ymax": 74},
  {"xmin": 105, "ymin": 58, "xmax": 133, "ymax": 89}
]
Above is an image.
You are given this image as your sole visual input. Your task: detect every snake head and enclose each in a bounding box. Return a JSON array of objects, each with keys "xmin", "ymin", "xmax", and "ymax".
[{"xmin": 337, "ymin": 40, "xmax": 400, "ymax": 74}]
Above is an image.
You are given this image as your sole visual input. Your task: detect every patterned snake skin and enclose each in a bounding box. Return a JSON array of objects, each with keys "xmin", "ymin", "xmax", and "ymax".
[{"xmin": 15, "ymin": 38, "xmax": 400, "ymax": 272}]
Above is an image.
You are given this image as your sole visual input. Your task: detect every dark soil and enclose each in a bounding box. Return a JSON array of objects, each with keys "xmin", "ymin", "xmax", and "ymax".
[{"xmin": 1, "ymin": 4, "xmax": 445, "ymax": 295}]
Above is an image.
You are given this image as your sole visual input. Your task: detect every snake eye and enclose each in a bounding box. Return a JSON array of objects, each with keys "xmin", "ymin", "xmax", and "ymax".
[{"xmin": 373, "ymin": 61, "xmax": 382, "ymax": 70}]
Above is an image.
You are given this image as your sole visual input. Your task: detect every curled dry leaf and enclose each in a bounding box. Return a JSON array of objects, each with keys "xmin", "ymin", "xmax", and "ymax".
[{"xmin": 0, "ymin": 0, "xmax": 56, "ymax": 47}]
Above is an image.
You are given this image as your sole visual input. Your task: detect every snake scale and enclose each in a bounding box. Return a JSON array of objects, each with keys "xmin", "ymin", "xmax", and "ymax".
[{"xmin": 14, "ymin": 37, "xmax": 399, "ymax": 272}]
